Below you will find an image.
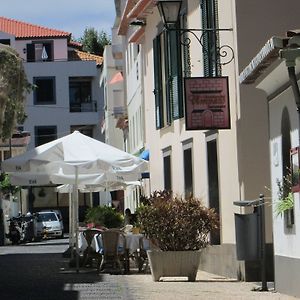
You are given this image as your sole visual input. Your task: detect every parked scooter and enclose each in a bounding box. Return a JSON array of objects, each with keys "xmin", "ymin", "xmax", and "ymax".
[
  {"xmin": 6, "ymin": 217, "xmax": 21, "ymax": 245},
  {"xmin": 20, "ymin": 214, "xmax": 36, "ymax": 242},
  {"xmin": 6, "ymin": 213, "xmax": 38, "ymax": 245}
]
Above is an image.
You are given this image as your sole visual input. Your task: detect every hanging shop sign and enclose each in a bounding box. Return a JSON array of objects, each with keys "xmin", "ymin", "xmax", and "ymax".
[{"xmin": 184, "ymin": 77, "xmax": 230, "ymax": 130}]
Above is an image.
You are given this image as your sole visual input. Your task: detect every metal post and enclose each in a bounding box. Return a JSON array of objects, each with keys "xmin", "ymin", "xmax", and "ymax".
[
  {"xmin": 259, "ymin": 194, "xmax": 268, "ymax": 291},
  {"xmin": 9, "ymin": 138, "xmax": 12, "ymax": 158}
]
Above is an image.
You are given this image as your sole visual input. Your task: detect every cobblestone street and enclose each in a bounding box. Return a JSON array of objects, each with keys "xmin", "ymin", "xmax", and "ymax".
[{"xmin": 0, "ymin": 238, "xmax": 299, "ymax": 300}]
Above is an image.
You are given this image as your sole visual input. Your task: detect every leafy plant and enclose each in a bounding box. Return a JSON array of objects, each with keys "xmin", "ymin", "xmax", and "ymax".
[
  {"xmin": 275, "ymin": 169, "xmax": 294, "ymax": 216},
  {"xmin": 0, "ymin": 46, "xmax": 33, "ymax": 139},
  {"xmin": 0, "ymin": 173, "xmax": 20, "ymax": 195},
  {"xmin": 137, "ymin": 190, "xmax": 219, "ymax": 251},
  {"xmin": 84, "ymin": 205, "xmax": 123, "ymax": 228}
]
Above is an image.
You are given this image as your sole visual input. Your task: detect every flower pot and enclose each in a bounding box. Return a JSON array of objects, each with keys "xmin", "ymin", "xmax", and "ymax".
[{"xmin": 147, "ymin": 250, "xmax": 201, "ymax": 282}]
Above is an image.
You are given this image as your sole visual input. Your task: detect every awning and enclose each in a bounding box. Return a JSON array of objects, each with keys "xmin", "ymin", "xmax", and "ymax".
[
  {"xmin": 109, "ymin": 72, "xmax": 123, "ymax": 85},
  {"xmin": 139, "ymin": 149, "xmax": 149, "ymax": 161},
  {"xmin": 139, "ymin": 149, "xmax": 150, "ymax": 179}
]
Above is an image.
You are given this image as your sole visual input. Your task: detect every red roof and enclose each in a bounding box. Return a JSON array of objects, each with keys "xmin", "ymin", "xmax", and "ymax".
[
  {"xmin": 0, "ymin": 16, "xmax": 71, "ymax": 39},
  {"xmin": 68, "ymin": 49, "xmax": 103, "ymax": 66}
]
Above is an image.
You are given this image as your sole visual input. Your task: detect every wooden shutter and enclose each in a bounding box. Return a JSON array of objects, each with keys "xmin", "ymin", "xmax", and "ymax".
[
  {"xmin": 170, "ymin": 31, "xmax": 183, "ymax": 119},
  {"xmin": 201, "ymin": 0, "xmax": 220, "ymax": 77},
  {"xmin": 153, "ymin": 37, "xmax": 164, "ymax": 129},
  {"xmin": 164, "ymin": 31, "xmax": 172, "ymax": 125},
  {"xmin": 167, "ymin": 28, "xmax": 183, "ymax": 120},
  {"xmin": 26, "ymin": 44, "xmax": 35, "ymax": 62}
]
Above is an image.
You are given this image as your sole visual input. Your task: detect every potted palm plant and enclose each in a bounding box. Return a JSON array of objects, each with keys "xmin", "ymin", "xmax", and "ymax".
[{"xmin": 137, "ymin": 190, "xmax": 219, "ymax": 281}]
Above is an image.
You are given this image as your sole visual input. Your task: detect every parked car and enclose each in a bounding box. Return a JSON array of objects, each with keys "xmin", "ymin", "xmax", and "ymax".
[{"xmin": 35, "ymin": 210, "xmax": 64, "ymax": 239}]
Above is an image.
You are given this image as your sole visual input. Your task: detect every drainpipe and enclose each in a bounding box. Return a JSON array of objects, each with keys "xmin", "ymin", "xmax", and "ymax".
[{"xmin": 279, "ymin": 47, "xmax": 300, "ymax": 145}]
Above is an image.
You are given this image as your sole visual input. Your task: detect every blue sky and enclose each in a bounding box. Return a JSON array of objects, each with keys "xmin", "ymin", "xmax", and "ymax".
[{"xmin": 1, "ymin": 0, "xmax": 116, "ymax": 40}]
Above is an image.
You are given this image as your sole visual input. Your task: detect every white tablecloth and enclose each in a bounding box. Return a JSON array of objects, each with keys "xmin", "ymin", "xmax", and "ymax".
[
  {"xmin": 124, "ymin": 233, "xmax": 145, "ymax": 253},
  {"xmin": 78, "ymin": 231, "xmax": 149, "ymax": 254},
  {"xmin": 77, "ymin": 231, "xmax": 100, "ymax": 253}
]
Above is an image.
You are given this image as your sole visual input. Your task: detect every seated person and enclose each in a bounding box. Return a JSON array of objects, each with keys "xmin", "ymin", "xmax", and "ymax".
[{"xmin": 124, "ymin": 208, "xmax": 133, "ymax": 225}]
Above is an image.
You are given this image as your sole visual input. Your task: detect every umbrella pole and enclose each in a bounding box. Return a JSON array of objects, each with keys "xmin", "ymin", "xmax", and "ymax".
[
  {"xmin": 68, "ymin": 191, "xmax": 73, "ymax": 255},
  {"xmin": 74, "ymin": 166, "xmax": 80, "ymax": 273},
  {"xmin": 89, "ymin": 192, "xmax": 93, "ymax": 208}
]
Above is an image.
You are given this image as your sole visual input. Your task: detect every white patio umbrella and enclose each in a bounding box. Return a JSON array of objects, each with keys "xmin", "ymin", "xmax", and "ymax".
[
  {"xmin": 3, "ymin": 131, "xmax": 147, "ymax": 177},
  {"xmin": 2, "ymin": 131, "xmax": 148, "ymax": 270}
]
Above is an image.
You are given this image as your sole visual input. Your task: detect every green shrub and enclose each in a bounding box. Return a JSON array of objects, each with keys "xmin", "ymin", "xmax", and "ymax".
[
  {"xmin": 137, "ymin": 190, "xmax": 219, "ymax": 251},
  {"xmin": 84, "ymin": 206, "xmax": 123, "ymax": 228},
  {"xmin": 275, "ymin": 169, "xmax": 294, "ymax": 217}
]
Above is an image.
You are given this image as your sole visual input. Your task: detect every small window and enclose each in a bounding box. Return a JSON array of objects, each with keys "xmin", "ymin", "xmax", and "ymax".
[
  {"xmin": 183, "ymin": 140, "xmax": 193, "ymax": 197},
  {"xmin": 163, "ymin": 150, "xmax": 172, "ymax": 192},
  {"xmin": 34, "ymin": 77, "xmax": 56, "ymax": 105},
  {"xmin": 69, "ymin": 77, "xmax": 92, "ymax": 112},
  {"xmin": 35, "ymin": 126, "xmax": 57, "ymax": 147},
  {"xmin": 26, "ymin": 42, "xmax": 53, "ymax": 62},
  {"xmin": 0, "ymin": 39, "xmax": 11, "ymax": 45}
]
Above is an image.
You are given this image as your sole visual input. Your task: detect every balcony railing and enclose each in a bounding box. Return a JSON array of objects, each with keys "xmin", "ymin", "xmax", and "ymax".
[{"xmin": 70, "ymin": 101, "xmax": 97, "ymax": 113}]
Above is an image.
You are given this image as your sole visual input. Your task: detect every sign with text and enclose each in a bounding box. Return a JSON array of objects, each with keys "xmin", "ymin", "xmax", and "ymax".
[{"xmin": 184, "ymin": 77, "xmax": 230, "ymax": 130}]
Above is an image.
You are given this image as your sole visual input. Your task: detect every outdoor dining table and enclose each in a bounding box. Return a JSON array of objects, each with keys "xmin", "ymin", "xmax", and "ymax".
[{"xmin": 78, "ymin": 229, "xmax": 149, "ymax": 273}]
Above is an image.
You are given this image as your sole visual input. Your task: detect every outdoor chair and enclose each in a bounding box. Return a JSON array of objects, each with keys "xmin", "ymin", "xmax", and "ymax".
[
  {"xmin": 99, "ymin": 229, "xmax": 127, "ymax": 274},
  {"xmin": 135, "ymin": 236, "xmax": 149, "ymax": 273},
  {"xmin": 82, "ymin": 228, "xmax": 103, "ymax": 271}
]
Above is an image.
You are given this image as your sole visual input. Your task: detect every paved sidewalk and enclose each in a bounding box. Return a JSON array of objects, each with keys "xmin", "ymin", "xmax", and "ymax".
[
  {"xmin": 65, "ymin": 270, "xmax": 298, "ymax": 300},
  {"xmin": 0, "ymin": 239, "xmax": 299, "ymax": 300}
]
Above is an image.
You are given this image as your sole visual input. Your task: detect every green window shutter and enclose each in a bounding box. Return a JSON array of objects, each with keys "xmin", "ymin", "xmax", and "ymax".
[
  {"xmin": 201, "ymin": 0, "xmax": 220, "ymax": 77},
  {"xmin": 167, "ymin": 28, "xmax": 183, "ymax": 120},
  {"xmin": 153, "ymin": 37, "xmax": 164, "ymax": 129},
  {"xmin": 164, "ymin": 31, "xmax": 172, "ymax": 125},
  {"xmin": 201, "ymin": 0, "xmax": 210, "ymax": 76}
]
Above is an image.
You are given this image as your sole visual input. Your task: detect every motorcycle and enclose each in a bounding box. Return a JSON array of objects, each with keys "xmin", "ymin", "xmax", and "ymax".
[
  {"xmin": 6, "ymin": 217, "xmax": 21, "ymax": 245},
  {"xmin": 20, "ymin": 215, "xmax": 35, "ymax": 242}
]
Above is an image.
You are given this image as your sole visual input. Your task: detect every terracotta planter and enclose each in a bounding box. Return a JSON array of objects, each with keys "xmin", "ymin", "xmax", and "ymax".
[{"xmin": 147, "ymin": 250, "xmax": 201, "ymax": 282}]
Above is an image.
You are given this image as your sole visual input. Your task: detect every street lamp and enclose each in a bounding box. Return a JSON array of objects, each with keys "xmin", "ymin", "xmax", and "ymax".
[{"xmin": 157, "ymin": 0, "xmax": 182, "ymax": 27}]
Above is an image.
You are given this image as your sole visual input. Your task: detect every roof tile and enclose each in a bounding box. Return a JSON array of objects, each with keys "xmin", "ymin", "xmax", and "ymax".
[
  {"xmin": 68, "ymin": 49, "xmax": 103, "ymax": 66},
  {"xmin": 0, "ymin": 16, "xmax": 71, "ymax": 39}
]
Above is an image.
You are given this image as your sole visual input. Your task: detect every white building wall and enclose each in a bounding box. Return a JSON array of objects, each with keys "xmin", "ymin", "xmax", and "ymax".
[
  {"xmin": 24, "ymin": 60, "xmax": 102, "ymax": 149},
  {"xmin": 15, "ymin": 38, "xmax": 68, "ymax": 61},
  {"xmin": 0, "ymin": 31, "xmax": 16, "ymax": 48},
  {"xmin": 255, "ymin": 58, "xmax": 300, "ymax": 297},
  {"xmin": 269, "ymin": 89, "xmax": 300, "ymax": 258},
  {"xmin": 142, "ymin": 2, "xmax": 239, "ymax": 245},
  {"xmin": 126, "ymin": 44, "xmax": 144, "ymax": 154},
  {"xmin": 256, "ymin": 58, "xmax": 300, "ymax": 257},
  {"xmin": 120, "ymin": 38, "xmax": 145, "ymax": 212},
  {"xmin": 101, "ymin": 45, "xmax": 124, "ymax": 150},
  {"xmin": 0, "ymin": 35, "xmax": 104, "ymax": 147}
]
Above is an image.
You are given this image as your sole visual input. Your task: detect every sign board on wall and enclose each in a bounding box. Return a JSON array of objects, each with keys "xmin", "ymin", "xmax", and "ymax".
[{"xmin": 184, "ymin": 77, "xmax": 230, "ymax": 130}]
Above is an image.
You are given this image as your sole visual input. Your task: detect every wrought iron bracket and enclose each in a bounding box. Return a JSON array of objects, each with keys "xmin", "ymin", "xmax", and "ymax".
[{"xmin": 168, "ymin": 27, "xmax": 234, "ymax": 67}]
